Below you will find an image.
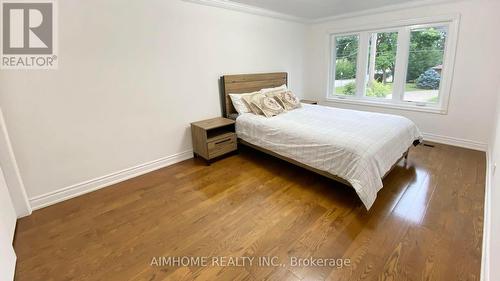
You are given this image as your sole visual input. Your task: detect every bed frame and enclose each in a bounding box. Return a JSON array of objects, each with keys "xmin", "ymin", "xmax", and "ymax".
[{"xmin": 221, "ymin": 72, "xmax": 409, "ymax": 186}]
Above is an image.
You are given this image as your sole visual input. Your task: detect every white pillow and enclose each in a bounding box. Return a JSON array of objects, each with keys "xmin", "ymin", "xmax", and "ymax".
[
  {"xmin": 260, "ymin": 84, "xmax": 287, "ymax": 94},
  {"xmin": 229, "ymin": 92, "xmax": 259, "ymax": 114}
]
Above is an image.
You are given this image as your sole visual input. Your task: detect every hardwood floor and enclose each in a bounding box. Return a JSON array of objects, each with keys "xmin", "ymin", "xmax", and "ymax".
[{"xmin": 14, "ymin": 142, "xmax": 485, "ymax": 281}]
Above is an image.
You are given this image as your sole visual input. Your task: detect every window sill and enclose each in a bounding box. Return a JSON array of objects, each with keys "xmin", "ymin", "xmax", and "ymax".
[{"xmin": 324, "ymin": 97, "xmax": 448, "ymax": 115}]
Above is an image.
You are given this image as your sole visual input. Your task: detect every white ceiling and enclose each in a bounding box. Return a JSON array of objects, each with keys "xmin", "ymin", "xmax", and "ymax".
[{"xmin": 228, "ymin": 0, "xmax": 455, "ymax": 20}]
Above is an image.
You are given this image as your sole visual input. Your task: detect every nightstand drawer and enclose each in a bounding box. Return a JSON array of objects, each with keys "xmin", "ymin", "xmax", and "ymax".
[{"xmin": 208, "ymin": 133, "xmax": 237, "ymax": 158}]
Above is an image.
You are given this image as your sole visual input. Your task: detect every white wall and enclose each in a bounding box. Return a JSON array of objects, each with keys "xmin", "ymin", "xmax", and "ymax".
[
  {"xmin": 0, "ymin": 0, "xmax": 306, "ymax": 203},
  {"xmin": 487, "ymin": 83, "xmax": 500, "ymax": 281},
  {"xmin": 304, "ymin": 0, "xmax": 500, "ymax": 149},
  {"xmin": 0, "ymin": 166, "xmax": 17, "ymax": 281},
  {"xmin": 0, "ymin": 109, "xmax": 31, "ymax": 217}
]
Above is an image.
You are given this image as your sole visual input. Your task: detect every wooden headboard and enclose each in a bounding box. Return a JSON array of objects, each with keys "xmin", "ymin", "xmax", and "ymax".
[{"xmin": 221, "ymin": 72, "xmax": 288, "ymax": 117}]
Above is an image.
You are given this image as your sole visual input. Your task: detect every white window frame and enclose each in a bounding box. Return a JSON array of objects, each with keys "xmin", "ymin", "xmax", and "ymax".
[{"xmin": 326, "ymin": 15, "xmax": 460, "ymax": 114}]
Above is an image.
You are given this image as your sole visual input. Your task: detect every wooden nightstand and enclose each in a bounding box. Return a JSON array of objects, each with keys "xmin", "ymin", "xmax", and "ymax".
[
  {"xmin": 191, "ymin": 117, "xmax": 237, "ymax": 163},
  {"xmin": 300, "ymin": 99, "xmax": 318, "ymax": 105}
]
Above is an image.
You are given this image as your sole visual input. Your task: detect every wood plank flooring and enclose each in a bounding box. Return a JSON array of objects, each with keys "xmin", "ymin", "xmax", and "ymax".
[{"xmin": 13, "ymin": 142, "xmax": 485, "ymax": 281}]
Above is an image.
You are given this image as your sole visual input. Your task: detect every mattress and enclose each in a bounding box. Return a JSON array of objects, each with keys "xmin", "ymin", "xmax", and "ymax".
[{"xmin": 236, "ymin": 104, "xmax": 422, "ymax": 210}]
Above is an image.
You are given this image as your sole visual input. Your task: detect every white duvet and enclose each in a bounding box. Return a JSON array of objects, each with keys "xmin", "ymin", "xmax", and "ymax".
[{"xmin": 236, "ymin": 104, "xmax": 422, "ymax": 210}]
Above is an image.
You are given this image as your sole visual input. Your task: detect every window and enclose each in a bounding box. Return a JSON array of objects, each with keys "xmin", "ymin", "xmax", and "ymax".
[
  {"xmin": 328, "ymin": 16, "xmax": 459, "ymax": 114},
  {"xmin": 365, "ymin": 31, "xmax": 398, "ymax": 99},
  {"xmin": 334, "ymin": 34, "xmax": 359, "ymax": 96},
  {"xmin": 404, "ymin": 26, "xmax": 448, "ymax": 104}
]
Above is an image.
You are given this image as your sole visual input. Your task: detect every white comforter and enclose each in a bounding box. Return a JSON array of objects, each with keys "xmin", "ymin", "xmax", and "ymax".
[{"xmin": 236, "ymin": 104, "xmax": 422, "ymax": 210}]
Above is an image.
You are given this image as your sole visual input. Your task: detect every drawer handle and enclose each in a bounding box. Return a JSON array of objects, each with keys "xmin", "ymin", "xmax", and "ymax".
[{"xmin": 215, "ymin": 139, "xmax": 231, "ymax": 145}]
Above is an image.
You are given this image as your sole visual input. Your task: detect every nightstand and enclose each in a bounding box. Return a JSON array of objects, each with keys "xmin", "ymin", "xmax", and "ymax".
[
  {"xmin": 300, "ymin": 99, "xmax": 318, "ymax": 105},
  {"xmin": 191, "ymin": 117, "xmax": 237, "ymax": 163}
]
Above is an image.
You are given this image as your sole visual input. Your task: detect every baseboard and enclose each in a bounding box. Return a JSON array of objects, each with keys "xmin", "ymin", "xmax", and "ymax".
[
  {"xmin": 422, "ymin": 132, "xmax": 487, "ymax": 151},
  {"xmin": 481, "ymin": 147, "xmax": 492, "ymax": 281},
  {"xmin": 29, "ymin": 150, "xmax": 193, "ymax": 210}
]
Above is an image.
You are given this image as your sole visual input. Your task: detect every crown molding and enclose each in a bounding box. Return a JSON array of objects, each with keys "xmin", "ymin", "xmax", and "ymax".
[
  {"xmin": 182, "ymin": 0, "xmax": 307, "ymax": 23},
  {"xmin": 311, "ymin": 0, "xmax": 466, "ymax": 24},
  {"xmin": 183, "ymin": 0, "xmax": 469, "ymax": 25}
]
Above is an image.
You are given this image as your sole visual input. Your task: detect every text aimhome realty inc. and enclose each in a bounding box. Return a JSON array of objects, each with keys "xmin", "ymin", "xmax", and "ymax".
[{"xmin": 150, "ymin": 256, "xmax": 352, "ymax": 268}]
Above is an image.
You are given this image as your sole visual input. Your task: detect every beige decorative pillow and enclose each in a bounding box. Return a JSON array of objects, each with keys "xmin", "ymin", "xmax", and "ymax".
[
  {"xmin": 264, "ymin": 91, "xmax": 286, "ymax": 109},
  {"xmin": 244, "ymin": 92, "xmax": 284, "ymax": 118},
  {"xmin": 279, "ymin": 91, "xmax": 301, "ymax": 111},
  {"xmin": 241, "ymin": 93, "xmax": 264, "ymax": 115},
  {"xmin": 229, "ymin": 92, "xmax": 259, "ymax": 114}
]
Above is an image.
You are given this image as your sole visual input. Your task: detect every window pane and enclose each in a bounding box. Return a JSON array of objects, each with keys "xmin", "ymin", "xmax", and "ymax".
[
  {"xmin": 404, "ymin": 26, "xmax": 448, "ymax": 104},
  {"xmin": 365, "ymin": 32, "xmax": 398, "ymax": 99},
  {"xmin": 334, "ymin": 35, "xmax": 359, "ymax": 96}
]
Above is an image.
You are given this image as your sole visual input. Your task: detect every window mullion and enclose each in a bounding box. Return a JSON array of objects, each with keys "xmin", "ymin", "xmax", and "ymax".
[
  {"xmin": 392, "ymin": 27, "xmax": 410, "ymax": 103},
  {"xmin": 355, "ymin": 33, "xmax": 369, "ymax": 98}
]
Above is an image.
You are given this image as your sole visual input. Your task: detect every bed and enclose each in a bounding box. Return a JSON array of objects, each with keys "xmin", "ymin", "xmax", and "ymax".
[{"xmin": 221, "ymin": 72, "xmax": 422, "ymax": 210}]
